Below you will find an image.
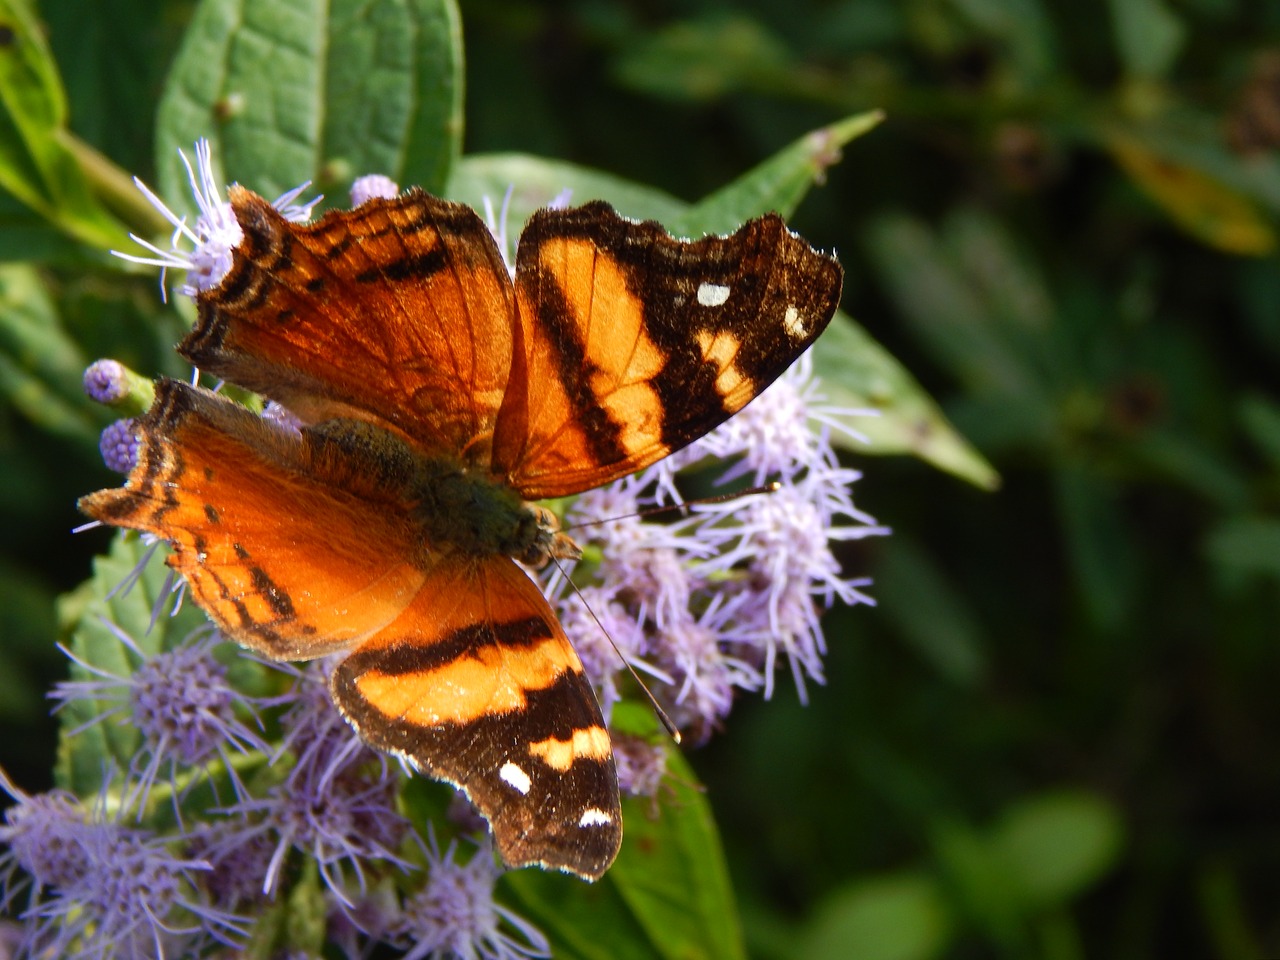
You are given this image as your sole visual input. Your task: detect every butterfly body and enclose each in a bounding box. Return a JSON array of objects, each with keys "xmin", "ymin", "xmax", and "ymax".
[
  {"xmin": 306, "ymin": 417, "xmax": 576, "ymax": 566},
  {"xmin": 82, "ymin": 184, "xmax": 842, "ymax": 880}
]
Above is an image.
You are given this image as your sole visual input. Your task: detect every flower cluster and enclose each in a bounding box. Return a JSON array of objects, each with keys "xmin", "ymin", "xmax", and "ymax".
[
  {"xmin": 555, "ymin": 349, "xmax": 884, "ymax": 743},
  {"xmin": 0, "ymin": 769, "xmax": 248, "ymax": 960},
  {"xmin": 1, "ymin": 141, "xmax": 885, "ymax": 956}
]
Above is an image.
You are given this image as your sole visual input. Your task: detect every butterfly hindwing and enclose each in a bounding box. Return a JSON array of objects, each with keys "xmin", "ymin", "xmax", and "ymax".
[
  {"xmin": 493, "ymin": 201, "xmax": 843, "ymax": 498},
  {"xmin": 330, "ymin": 554, "xmax": 621, "ymax": 880}
]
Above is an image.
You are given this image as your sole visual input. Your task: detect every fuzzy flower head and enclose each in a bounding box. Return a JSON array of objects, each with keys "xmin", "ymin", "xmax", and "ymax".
[
  {"xmin": 83, "ymin": 359, "xmax": 131, "ymax": 406},
  {"xmin": 114, "ymin": 139, "xmax": 319, "ymax": 299},
  {"xmin": 216, "ymin": 664, "xmax": 412, "ymax": 906},
  {"xmin": 51, "ymin": 622, "xmax": 272, "ymax": 815},
  {"xmin": 351, "ymin": 173, "xmax": 400, "ymax": 206},
  {"xmin": 558, "ymin": 353, "xmax": 887, "ymax": 736},
  {"xmin": 0, "ymin": 770, "xmax": 248, "ymax": 959},
  {"xmin": 393, "ymin": 835, "xmax": 549, "ymax": 960}
]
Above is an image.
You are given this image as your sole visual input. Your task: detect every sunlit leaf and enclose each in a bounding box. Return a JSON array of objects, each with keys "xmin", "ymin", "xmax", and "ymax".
[
  {"xmin": 446, "ymin": 153, "xmax": 688, "ymax": 231},
  {"xmin": 156, "ymin": 0, "xmax": 464, "ymax": 211},
  {"xmin": 673, "ymin": 111, "xmax": 884, "ymax": 236},
  {"xmin": 0, "ymin": 0, "xmax": 126, "ymax": 250},
  {"xmin": 0, "ymin": 262, "xmax": 96, "ymax": 441},
  {"xmin": 811, "ymin": 314, "xmax": 1000, "ymax": 490}
]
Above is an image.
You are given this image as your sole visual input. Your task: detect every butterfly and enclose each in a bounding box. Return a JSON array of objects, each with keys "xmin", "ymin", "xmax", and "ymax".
[{"xmin": 80, "ymin": 185, "xmax": 842, "ymax": 880}]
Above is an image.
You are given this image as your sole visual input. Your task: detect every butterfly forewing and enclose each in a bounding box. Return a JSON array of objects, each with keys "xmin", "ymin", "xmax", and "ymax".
[
  {"xmin": 182, "ymin": 187, "xmax": 518, "ymax": 463},
  {"xmin": 493, "ymin": 201, "xmax": 843, "ymax": 499}
]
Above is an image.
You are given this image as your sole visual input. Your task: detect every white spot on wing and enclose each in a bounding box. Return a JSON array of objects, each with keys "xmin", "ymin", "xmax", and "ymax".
[
  {"xmin": 579, "ymin": 807, "xmax": 613, "ymax": 828},
  {"xmin": 783, "ymin": 305, "xmax": 808, "ymax": 339},
  {"xmin": 697, "ymin": 282, "xmax": 731, "ymax": 307},
  {"xmin": 500, "ymin": 761, "xmax": 531, "ymax": 795}
]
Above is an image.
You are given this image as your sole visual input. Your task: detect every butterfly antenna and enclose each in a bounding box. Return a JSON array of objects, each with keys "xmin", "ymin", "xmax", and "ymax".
[
  {"xmin": 566, "ymin": 481, "xmax": 781, "ymax": 532},
  {"xmin": 550, "ymin": 558, "xmax": 682, "ymax": 745}
]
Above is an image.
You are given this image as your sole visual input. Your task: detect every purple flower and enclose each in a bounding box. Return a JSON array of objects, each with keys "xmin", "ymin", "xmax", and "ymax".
[
  {"xmin": 114, "ymin": 139, "xmax": 317, "ymax": 299},
  {"xmin": 51, "ymin": 622, "xmax": 273, "ymax": 816},
  {"xmin": 693, "ymin": 351, "xmax": 872, "ymax": 483},
  {"xmin": 98, "ymin": 418, "xmax": 139, "ymax": 474},
  {"xmin": 554, "ymin": 352, "xmax": 887, "ymax": 736},
  {"xmin": 262, "ymin": 399, "xmax": 304, "ymax": 434},
  {"xmin": 216, "ymin": 665, "xmax": 412, "ymax": 906},
  {"xmin": 612, "ymin": 736, "xmax": 668, "ymax": 798},
  {"xmin": 83, "ymin": 359, "xmax": 130, "ymax": 405},
  {"xmin": 555, "ymin": 585, "xmax": 667, "ymax": 721},
  {"xmin": 392, "ymin": 834, "xmax": 549, "ymax": 960},
  {"xmin": 0, "ymin": 769, "xmax": 249, "ymax": 959},
  {"xmin": 351, "ymin": 174, "xmax": 399, "ymax": 206}
]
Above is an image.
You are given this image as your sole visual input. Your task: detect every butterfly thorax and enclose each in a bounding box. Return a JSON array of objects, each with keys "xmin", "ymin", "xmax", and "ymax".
[{"xmin": 305, "ymin": 418, "xmax": 580, "ymax": 567}]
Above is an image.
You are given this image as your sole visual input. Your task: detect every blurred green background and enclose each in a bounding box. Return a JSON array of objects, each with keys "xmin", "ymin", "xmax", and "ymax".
[{"xmin": 4, "ymin": 0, "xmax": 1280, "ymax": 957}]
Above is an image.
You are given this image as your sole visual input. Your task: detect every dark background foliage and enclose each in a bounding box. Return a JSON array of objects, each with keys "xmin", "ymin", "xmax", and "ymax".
[{"xmin": 3, "ymin": 0, "xmax": 1279, "ymax": 957}]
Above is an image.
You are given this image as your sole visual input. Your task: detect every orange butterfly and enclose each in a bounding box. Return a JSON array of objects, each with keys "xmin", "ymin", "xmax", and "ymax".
[{"xmin": 81, "ymin": 186, "xmax": 842, "ymax": 880}]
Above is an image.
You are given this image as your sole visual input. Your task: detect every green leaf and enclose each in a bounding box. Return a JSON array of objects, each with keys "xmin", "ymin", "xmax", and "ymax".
[
  {"xmin": 503, "ymin": 705, "xmax": 744, "ymax": 960},
  {"xmin": 810, "ymin": 315, "xmax": 1000, "ymax": 490},
  {"xmin": 1108, "ymin": 0, "xmax": 1185, "ymax": 79},
  {"xmin": 798, "ymin": 871, "xmax": 953, "ymax": 960},
  {"xmin": 1205, "ymin": 515, "xmax": 1280, "ymax": 589},
  {"xmin": 0, "ymin": 262, "xmax": 97, "ymax": 441},
  {"xmin": 450, "ymin": 111, "xmax": 884, "ymax": 240},
  {"xmin": 446, "ymin": 152, "xmax": 688, "ymax": 232},
  {"xmin": 990, "ymin": 790, "xmax": 1123, "ymax": 911},
  {"xmin": 671, "ymin": 111, "xmax": 884, "ymax": 237},
  {"xmin": 156, "ymin": 0, "xmax": 464, "ymax": 210},
  {"xmin": 873, "ymin": 536, "xmax": 988, "ymax": 686},
  {"xmin": 54, "ymin": 532, "xmax": 207, "ymax": 797},
  {"xmin": 615, "ymin": 14, "xmax": 795, "ymax": 102},
  {"xmin": 931, "ymin": 793, "xmax": 1122, "ymax": 944},
  {"xmin": 931, "ymin": 818, "xmax": 1024, "ymax": 948},
  {"xmin": 1238, "ymin": 393, "xmax": 1280, "ymax": 471},
  {"xmin": 609, "ymin": 744, "xmax": 744, "ymax": 960},
  {"xmin": 1052, "ymin": 463, "xmax": 1137, "ymax": 631},
  {"xmin": 0, "ymin": 0, "xmax": 126, "ymax": 250}
]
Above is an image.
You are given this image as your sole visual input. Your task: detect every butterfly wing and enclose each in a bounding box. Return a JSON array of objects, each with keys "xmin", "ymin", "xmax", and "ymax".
[
  {"xmin": 331, "ymin": 553, "xmax": 621, "ymax": 880},
  {"xmin": 181, "ymin": 187, "xmax": 517, "ymax": 462},
  {"xmin": 80, "ymin": 378, "xmax": 620, "ymax": 879},
  {"xmin": 492, "ymin": 201, "xmax": 843, "ymax": 498},
  {"xmin": 78, "ymin": 379, "xmax": 432, "ymax": 659}
]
